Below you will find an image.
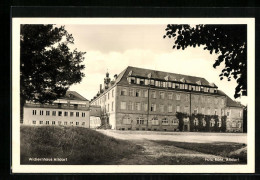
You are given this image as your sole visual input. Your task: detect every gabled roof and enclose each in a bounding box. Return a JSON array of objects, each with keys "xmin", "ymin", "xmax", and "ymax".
[
  {"xmin": 117, "ymin": 66, "xmax": 213, "ymax": 87},
  {"xmin": 60, "ymin": 91, "xmax": 88, "ymax": 101},
  {"xmin": 217, "ymin": 90, "xmax": 244, "ymax": 108}
]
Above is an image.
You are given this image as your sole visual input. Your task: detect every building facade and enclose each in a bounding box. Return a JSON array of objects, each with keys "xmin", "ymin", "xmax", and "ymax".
[
  {"xmin": 90, "ymin": 66, "xmax": 244, "ymax": 132},
  {"xmin": 23, "ymin": 91, "xmax": 90, "ymax": 128}
]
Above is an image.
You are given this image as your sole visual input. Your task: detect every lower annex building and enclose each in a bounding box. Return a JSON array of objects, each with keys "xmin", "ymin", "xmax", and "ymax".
[
  {"xmin": 90, "ymin": 66, "xmax": 244, "ymax": 132},
  {"xmin": 23, "ymin": 91, "xmax": 90, "ymax": 127}
]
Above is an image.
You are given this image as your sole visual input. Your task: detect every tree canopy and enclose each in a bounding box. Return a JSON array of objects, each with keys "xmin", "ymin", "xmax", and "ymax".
[
  {"xmin": 163, "ymin": 24, "xmax": 247, "ymax": 98},
  {"xmin": 20, "ymin": 24, "xmax": 86, "ymax": 104}
]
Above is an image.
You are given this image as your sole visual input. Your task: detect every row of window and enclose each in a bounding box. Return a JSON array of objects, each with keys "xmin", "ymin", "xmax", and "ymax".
[
  {"xmin": 119, "ymin": 101, "xmax": 223, "ymax": 115},
  {"xmin": 127, "ymin": 76, "xmax": 218, "ymax": 93},
  {"xmin": 104, "ymin": 101, "xmax": 114, "ymax": 113},
  {"xmin": 120, "ymin": 88, "xmax": 224, "ymax": 104},
  {"xmin": 32, "ymin": 120, "xmax": 86, "ymax": 126},
  {"xmin": 32, "ymin": 110, "xmax": 86, "ymax": 117}
]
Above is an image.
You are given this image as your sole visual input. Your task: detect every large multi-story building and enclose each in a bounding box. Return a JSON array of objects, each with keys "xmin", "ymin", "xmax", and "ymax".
[
  {"xmin": 23, "ymin": 91, "xmax": 90, "ymax": 128},
  {"xmin": 90, "ymin": 66, "xmax": 244, "ymax": 132}
]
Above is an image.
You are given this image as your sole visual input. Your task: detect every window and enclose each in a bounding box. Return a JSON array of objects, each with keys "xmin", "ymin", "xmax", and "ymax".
[
  {"xmin": 163, "ymin": 82, "xmax": 167, "ymax": 88},
  {"xmin": 112, "ymin": 102, "xmax": 114, "ymax": 111},
  {"xmin": 70, "ymin": 112, "xmax": 74, "ymax": 117},
  {"xmin": 76, "ymin": 122, "xmax": 79, "ymax": 126},
  {"xmin": 231, "ymin": 122, "xmax": 236, "ymax": 127},
  {"xmin": 227, "ymin": 111, "xmax": 230, "ymax": 116},
  {"xmin": 123, "ymin": 117, "xmax": 132, "ymax": 124},
  {"xmin": 238, "ymin": 122, "xmax": 242, "ymax": 128},
  {"xmin": 221, "ymin": 109, "xmax": 225, "ymax": 116},
  {"xmin": 214, "ymin": 109, "xmax": 218, "ymax": 115},
  {"xmin": 176, "ymin": 105, "xmax": 180, "ymax": 112},
  {"xmin": 194, "ymin": 108, "xmax": 198, "ymax": 114},
  {"xmin": 32, "ymin": 110, "xmax": 36, "ymax": 115},
  {"xmin": 107, "ymin": 104, "xmax": 110, "ymax": 112},
  {"xmin": 76, "ymin": 112, "xmax": 79, "ymax": 117},
  {"xmin": 151, "ymin": 91, "xmax": 156, "ymax": 98},
  {"xmin": 46, "ymin": 121, "xmax": 49, "ymax": 125},
  {"xmin": 143, "ymin": 103, "xmax": 148, "ymax": 111},
  {"xmin": 137, "ymin": 117, "xmax": 145, "ymax": 124},
  {"xmin": 140, "ymin": 79, "xmax": 145, "ymax": 85},
  {"xmin": 143, "ymin": 90, "xmax": 148, "ymax": 97},
  {"xmin": 168, "ymin": 82, "xmax": 172, "ymax": 88},
  {"xmin": 58, "ymin": 111, "xmax": 62, "ymax": 116},
  {"xmin": 40, "ymin": 110, "xmax": 44, "ymax": 115},
  {"xmin": 196, "ymin": 86, "xmax": 200, "ymax": 91},
  {"xmin": 239, "ymin": 111, "xmax": 242, "ymax": 117},
  {"xmin": 120, "ymin": 101, "xmax": 126, "ymax": 110},
  {"xmin": 210, "ymin": 119, "xmax": 215, "ymax": 127},
  {"xmin": 52, "ymin": 111, "xmax": 56, "ymax": 116},
  {"xmin": 185, "ymin": 84, "xmax": 188, "ymax": 89},
  {"xmin": 64, "ymin": 122, "xmax": 67, "ymax": 125},
  {"xmin": 70, "ymin": 122, "xmax": 73, "ymax": 125},
  {"xmin": 155, "ymin": 81, "xmax": 159, "ymax": 87},
  {"xmin": 52, "ymin": 121, "xmax": 55, "ymax": 125},
  {"xmin": 135, "ymin": 102, "xmax": 141, "ymax": 111},
  {"xmin": 176, "ymin": 94, "xmax": 181, "ymax": 100},
  {"xmin": 32, "ymin": 120, "xmax": 36, "ymax": 124},
  {"xmin": 135, "ymin": 89, "xmax": 141, "ymax": 97},
  {"xmin": 64, "ymin": 112, "xmax": 68, "ymax": 116},
  {"xmin": 172, "ymin": 83, "xmax": 176, "ymax": 88},
  {"xmin": 39, "ymin": 121, "xmax": 43, "ymax": 124},
  {"xmin": 162, "ymin": 118, "xmax": 168, "ymax": 125},
  {"xmin": 151, "ymin": 104, "xmax": 156, "ymax": 112},
  {"xmin": 112, "ymin": 90, "xmax": 114, "ymax": 97},
  {"xmin": 175, "ymin": 84, "xmax": 180, "ymax": 89},
  {"xmin": 136, "ymin": 78, "xmax": 140, "ymax": 84},
  {"xmin": 159, "ymin": 92, "xmax": 165, "ymax": 99},
  {"xmin": 129, "ymin": 89, "xmax": 134, "ymax": 96},
  {"xmin": 168, "ymin": 93, "xmax": 173, "ymax": 100},
  {"xmin": 152, "ymin": 117, "xmax": 159, "ymax": 125},
  {"xmin": 194, "ymin": 118, "xmax": 199, "ymax": 126},
  {"xmin": 168, "ymin": 105, "xmax": 173, "ymax": 113},
  {"xmin": 159, "ymin": 104, "xmax": 164, "ymax": 112},
  {"xmin": 82, "ymin": 122, "xmax": 85, "ymax": 126},
  {"xmin": 173, "ymin": 119, "xmax": 179, "ymax": 125},
  {"xmin": 121, "ymin": 88, "xmax": 127, "ymax": 96},
  {"xmin": 180, "ymin": 84, "xmax": 184, "ymax": 89},
  {"xmin": 150, "ymin": 79, "xmax": 155, "ymax": 86},
  {"xmin": 108, "ymin": 92, "xmax": 110, "ymax": 100},
  {"xmin": 82, "ymin": 112, "xmax": 85, "ymax": 117},
  {"xmin": 145, "ymin": 79, "xmax": 149, "ymax": 85},
  {"xmin": 217, "ymin": 121, "xmax": 221, "ymax": 127}
]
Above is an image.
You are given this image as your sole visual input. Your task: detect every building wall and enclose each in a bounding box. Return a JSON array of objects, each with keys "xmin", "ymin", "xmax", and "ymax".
[
  {"xmin": 225, "ymin": 107, "xmax": 243, "ymax": 132},
  {"xmin": 90, "ymin": 116, "xmax": 101, "ymax": 128},
  {"xmin": 23, "ymin": 107, "xmax": 90, "ymax": 127}
]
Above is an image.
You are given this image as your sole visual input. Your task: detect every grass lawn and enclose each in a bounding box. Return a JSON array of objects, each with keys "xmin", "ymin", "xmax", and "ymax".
[
  {"xmin": 152, "ymin": 140, "xmax": 247, "ymax": 164},
  {"xmin": 20, "ymin": 126, "xmax": 143, "ymax": 165}
]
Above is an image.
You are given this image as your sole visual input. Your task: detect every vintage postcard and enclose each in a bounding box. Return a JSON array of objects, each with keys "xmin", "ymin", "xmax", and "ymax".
[{"xmin": 12, "ymin": 18, "xmax": 255, "ymax": 173}]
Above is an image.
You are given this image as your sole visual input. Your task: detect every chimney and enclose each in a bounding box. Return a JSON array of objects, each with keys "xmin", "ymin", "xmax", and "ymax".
[{"xmin": 100, "ymin": 84, "xmax": 102, "ymax": 92}]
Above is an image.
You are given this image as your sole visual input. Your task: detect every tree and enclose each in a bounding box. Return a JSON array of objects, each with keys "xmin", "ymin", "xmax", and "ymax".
[
  {"xmin": 164, "ymin": 25, "xmax": 247, "ymax": 98},
  {"xmin": 20, "ymin": 25, "xmax": 85, "ymax": 121}
]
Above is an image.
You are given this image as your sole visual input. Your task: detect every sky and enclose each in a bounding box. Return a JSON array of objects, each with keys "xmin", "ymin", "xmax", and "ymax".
[{"xmin": 61, "ymin": 24, "xmax": 247, "ymax": 105}]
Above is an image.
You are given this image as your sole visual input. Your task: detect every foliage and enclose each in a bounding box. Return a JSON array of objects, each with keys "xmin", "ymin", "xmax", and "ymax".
[
  {"xmin": 196, "ymin": 114, "xmax": 205, "ymax": 132},
  {"xmin": 176, "ymin": 112, "xmax": 188, "ymax": 131},
  {"xmin": 20, "ymin": 25, "xmax": 86, "ymax": 104},
  {"xmin": 189, "ymin": 114, "xmax": 195, "ymax": 132},
  {"xmin": 204, "ymin": 115, "xmax": 211, "ymax": 132},
  {"xmin": 243, "ymin": 106, "xmax": 247, "ymax": 133},
  {"xmin": 164, "ymin": 24, "xmax": 247, "ymax": 98},
  {"xmin": 221, "ymin": 115, "xmax": 227, "ymax": 132},
  {"xmin": 20, "ymin": 126, "xmax": 143, "ymax": 165}
]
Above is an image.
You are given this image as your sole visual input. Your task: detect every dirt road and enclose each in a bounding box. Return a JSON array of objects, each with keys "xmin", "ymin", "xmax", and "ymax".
[{"xmin": 98, "ymin": 130, "xmax": 246, "ymax": 165}]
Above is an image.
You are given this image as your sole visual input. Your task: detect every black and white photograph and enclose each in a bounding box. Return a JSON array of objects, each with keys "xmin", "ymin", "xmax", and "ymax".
[{"xmin": 12, "ymin": 18, "xmax": 255, "ymax": 173}]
